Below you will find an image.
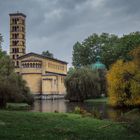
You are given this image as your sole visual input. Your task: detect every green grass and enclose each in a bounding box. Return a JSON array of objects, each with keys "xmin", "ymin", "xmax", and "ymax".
[
  {"xmin": 0, "ymin": 111, "xmax": 140, "ymax": 140},
  {"xmin": 85, "ymin": 97, "xmax": 108, "ymax": 103},
  {"xmin": 6, "ymin": 103, "xmax": 30, "ymax": 110}
]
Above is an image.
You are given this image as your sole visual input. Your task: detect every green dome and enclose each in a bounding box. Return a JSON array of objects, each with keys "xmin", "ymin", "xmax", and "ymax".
[{"xmin": 91, "ymin": 56, "xmax": 106, "ymax": 70}]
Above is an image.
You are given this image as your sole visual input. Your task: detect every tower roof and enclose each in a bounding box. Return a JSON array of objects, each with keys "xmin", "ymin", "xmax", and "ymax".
[{"xmin": 9, "ymin": 12, "xmax": 26, "ymax": 17}]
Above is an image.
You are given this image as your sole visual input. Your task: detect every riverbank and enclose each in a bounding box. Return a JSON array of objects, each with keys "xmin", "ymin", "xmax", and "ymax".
[{"xmin": 0, "ymin": 111, "xmax": 140, "ymax": 140}]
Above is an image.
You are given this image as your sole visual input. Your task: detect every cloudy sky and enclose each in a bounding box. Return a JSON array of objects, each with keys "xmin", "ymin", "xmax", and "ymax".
[{"xmin": 0, "ymin": 0, "xmax": 140, "ymax": 67}]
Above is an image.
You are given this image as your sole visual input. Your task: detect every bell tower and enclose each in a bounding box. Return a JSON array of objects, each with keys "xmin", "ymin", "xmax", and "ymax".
[{"xmin": 9, "ymin": 12, "xmax": 26, "ymax": 67}]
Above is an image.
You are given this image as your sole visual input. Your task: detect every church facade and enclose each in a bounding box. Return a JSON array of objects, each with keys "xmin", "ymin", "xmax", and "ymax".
[{"xmin": 9, "ymin": 12, "xmax": 67, "ymax": 99}]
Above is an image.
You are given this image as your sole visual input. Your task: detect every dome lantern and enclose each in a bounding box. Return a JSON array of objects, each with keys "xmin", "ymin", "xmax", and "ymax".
[{"xmin": 91, "ymin": 56, "xmax": 106, "ymax": 70}]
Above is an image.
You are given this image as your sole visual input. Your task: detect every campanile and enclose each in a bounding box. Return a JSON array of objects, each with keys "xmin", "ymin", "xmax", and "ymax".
[{"xmin": 9, "ymin": 12, "xmax": 26, "ymax": 67}]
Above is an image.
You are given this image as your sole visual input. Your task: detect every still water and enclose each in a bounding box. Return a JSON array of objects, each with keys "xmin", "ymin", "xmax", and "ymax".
[{"xmin": 31, "ymin": 99, "xmax": 129, "ymax": 121}]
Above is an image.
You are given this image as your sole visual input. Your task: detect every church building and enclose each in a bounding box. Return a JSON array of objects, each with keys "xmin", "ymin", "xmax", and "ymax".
[{"xmin": 9, "ymin": 12, "xmax": 67, "ymax": 99}]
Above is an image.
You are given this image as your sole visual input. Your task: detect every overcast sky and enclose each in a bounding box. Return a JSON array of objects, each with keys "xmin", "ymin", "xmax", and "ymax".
[{"xmin": 0, "ymin": 0, "xmax": 140, "ymax": 67}]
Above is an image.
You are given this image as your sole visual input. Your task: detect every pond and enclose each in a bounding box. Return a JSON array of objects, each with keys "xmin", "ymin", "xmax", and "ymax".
[{"xmin": 31, "ymin": 99, "xmax": 130, "ymax": 121}]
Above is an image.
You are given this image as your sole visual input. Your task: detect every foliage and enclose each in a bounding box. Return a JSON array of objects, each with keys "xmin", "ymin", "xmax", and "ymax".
[
  {"xmin": 0, "ymin": 111, "xmax": 140, "ymax": 140},
  {"xmin": 73, "ymin": 106, "xmax": 102, "ymax": 119},
  {"xmin": 42, "ymin": 50, "xmax": 54, "ymax": 58},
  {"xmin": 67, "ymin": 67, "xmax": 75, "ymax": 75},
  {"xmin": 73, "ymin": 106, "xmax": 81, "ymax": 114},
  {"xmin": 65, "ymin": 67, "xmax": 101, "ymax": 102},
  {"xmin": 120, "ymin": 109, "xmax": 140, "ymax": 136},
  {"xmin": 107, "ymin": 47, "xmax": 140, "ymax": 107},
  {"xmin": 97, "ymin": 69, "xmax": 107, "ymax": 96},
  {"xmin": 6, "ymin": 103, "xmax": 30, "ymax": 110},
  {"xmin": 72, "ymin": 32, "xmax": 140, "ymax": 69},
  {"xmin": 0, "ymin": 54, "xmax": 34, "ymax": 107},
  {"xmin": 72, "ymin": 41, "xmax": 90, "ymax": 67},
  {"xmin": 0, "ymin": 33, "xmax": 3, "ymax": 49}
]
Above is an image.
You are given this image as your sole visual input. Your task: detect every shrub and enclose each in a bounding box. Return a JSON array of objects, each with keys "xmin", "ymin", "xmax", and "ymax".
[
  {"xmin": 6, "ymin": 103, "xmax": 30, "ymax": 110},
  {"xmin": 0, "ymin": 55, "xmax": 34, "ymax": 107}
]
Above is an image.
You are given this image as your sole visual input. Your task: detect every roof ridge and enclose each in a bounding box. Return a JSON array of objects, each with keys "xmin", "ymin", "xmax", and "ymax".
[{"xmin": 17, "ymin": 52, "xmax": 68, "ymax": 64}]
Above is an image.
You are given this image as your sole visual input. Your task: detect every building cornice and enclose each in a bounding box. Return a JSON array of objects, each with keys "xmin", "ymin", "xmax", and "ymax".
[
  {"xmin": 43, "ymin": 71, "xmax": 67, "ymax": 76},
  {"xmin": 9, "ymin": 13, "xmax": 26, "ymax": 18},
  {"xmin": 17, "ymin": 52, "xmax": 68, "ymax": 64}
]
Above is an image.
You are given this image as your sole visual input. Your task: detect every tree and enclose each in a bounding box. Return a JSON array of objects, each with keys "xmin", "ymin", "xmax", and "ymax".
[
  {"xmin": 72, "ymin": 33, "xmax": 119, "ymax": 68},
  {"xmin": 117, "ymin": 32, "xmax": 140, "ymax": 61},
  {"xmin": 0, "ymin": 55, "xmax": 34, "ymax": 107},
  {"xmin": 65, "ymin": 67, "xmax": 101, "ymax": 102},
  {"xmin": 42, "ymin": 50, "xmax": 54, "ymax": 58},
  {"xmin": 0, "ymin": 33, "xmax": 3, "ymax": 49},
  {"xmin": 72, "ymin": 32, "xmax": 140, "ymax": 69},
  {"xmin": 107, "ymin": 46, "xmax": 140, "ymax": 107},
  {"xmin": 72, "ymin": 42, "xmax": 91, "ymax": 67},
  {"xmin": 67, "ymin": 67, "xmax": 75, "ymax": 75}
]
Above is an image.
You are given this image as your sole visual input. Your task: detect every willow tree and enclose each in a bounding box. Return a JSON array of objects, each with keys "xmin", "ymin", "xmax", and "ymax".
[{"xmin": 65, "ymin": 68, "xmax": 101, "ymax": 102}]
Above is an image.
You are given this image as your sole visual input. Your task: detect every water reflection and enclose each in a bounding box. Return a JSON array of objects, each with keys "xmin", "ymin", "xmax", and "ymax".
[
  {"xmin": 31, "ymin": 100, "xmax": 67, "ymax": 112},
  {"xmin": 31, "ymin": 99, "xmax": 129, "ymax": 121}
]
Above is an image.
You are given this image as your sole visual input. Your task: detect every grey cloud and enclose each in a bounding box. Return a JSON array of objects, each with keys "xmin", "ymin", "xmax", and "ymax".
[{"xmin": 0, "ymin": 0, "xmax": 140, "ymax": 66}]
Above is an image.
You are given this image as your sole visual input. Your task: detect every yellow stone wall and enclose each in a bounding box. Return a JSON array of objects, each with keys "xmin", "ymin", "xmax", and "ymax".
[
  {"xmin": 44, "ymin": 59, "xmax": 67, "ymax": 75},
  {"xmin": 42, "ymin": 75, "xmax": 66, "ymax": 94},
  {"xmin": 16, "ymin": 54, "xmax": 67, "ymax": 95},
  {"xmin": 22, "ymin": 74, "xmax": 42, "ymax": 94},
  {"xmin": 42, "ymin": 75, "xmax": 56, "ymax": 94},
  {"xmin": 17, "ymin": 55, "xmax": 67, "ymax": 75}
]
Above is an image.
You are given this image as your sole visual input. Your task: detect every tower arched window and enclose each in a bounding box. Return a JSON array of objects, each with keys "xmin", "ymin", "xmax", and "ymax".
[{"xmin": 16, "ymin": 61, "xmax": 19, "ymax": 67}]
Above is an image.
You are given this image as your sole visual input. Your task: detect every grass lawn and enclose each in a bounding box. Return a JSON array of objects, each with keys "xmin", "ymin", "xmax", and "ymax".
[
  {"xmin": 0, "ymin": 111, "xmax": 140, "ymax": 140},
  {"xmin": 85, "ymin": 97, "xmax": 108, "ymax": 103}
]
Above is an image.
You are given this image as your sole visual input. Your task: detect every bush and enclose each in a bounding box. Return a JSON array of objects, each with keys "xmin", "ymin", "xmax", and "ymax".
[
  {"xmin": 0, "ymin": 54, "xmax": 34, "ymax": 108},
  {"xmin": 65, "ymin": 68, "xmax": 101, "ymax": 102},
  {"xmin": 107, "ymin": 47, "xmax": 140, "ymax": 107},
  {"xmin": 6, "ymin": 103, "xmax": 30, "ymax": 110}
]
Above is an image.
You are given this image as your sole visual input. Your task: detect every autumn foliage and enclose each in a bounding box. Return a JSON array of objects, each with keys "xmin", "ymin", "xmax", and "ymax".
[{"xmin": 107, "ymin": 47, "xmax": 140, "ymax": 107}]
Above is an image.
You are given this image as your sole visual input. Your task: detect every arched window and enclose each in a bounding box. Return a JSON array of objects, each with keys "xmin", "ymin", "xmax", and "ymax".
[
  {"xmin": 30, "ymin": 63, "xmax": 33, "ymax": 68},
  {"xmin": 27, "ymin": 63, "xmax": 29, "ymax": 68},
  {"xmin": 33, "ymin": 63, "xmax": 35, "ymax": 68},
  {"xmin": 39, "ymin": 64, "xmax": 41, "ymax": 68},
  {"xmin": 36, "ymin": 63, "xmax": 39, "ymax": 68},
  {"xmin": 22, "ymin": 63, "xmax": 25, "ymax": 68},
  {"xmin": 16, "ymin": 61, "xmax": 19, "ymax": 67}
]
